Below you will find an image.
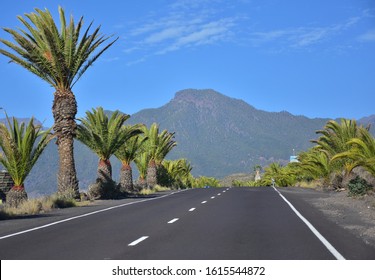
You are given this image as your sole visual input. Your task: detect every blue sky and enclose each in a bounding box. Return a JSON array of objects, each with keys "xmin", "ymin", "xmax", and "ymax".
[{"xmin": 0, "ymin": 0, "xmax": 374, "ymax": 127}]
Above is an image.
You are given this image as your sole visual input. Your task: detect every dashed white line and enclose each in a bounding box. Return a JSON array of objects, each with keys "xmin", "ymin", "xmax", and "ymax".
[
  {"xmin": 218, "ymin": 193, "xmax": 221, "ymax": 196},
  {"xmin": 0, "ymin": 189, "xmax": 188, "ymax": 240},
  {"xmin": 189, "ymin": 208, "xmax": 196, "ymax": 212},
  {"xmin": 168, "ymin": 218, "xmax": 179, "ymax": 224},
  {"xmin": 128, "ymin": 236, "xmax": 149, "ymax": 246},
  {"xmin": 211, "ymin": 196, "xmax": 215, "ymax": 199},
  {"xmin": 201, "ymin": 201, "xmax": 207, "ymax": 204}
]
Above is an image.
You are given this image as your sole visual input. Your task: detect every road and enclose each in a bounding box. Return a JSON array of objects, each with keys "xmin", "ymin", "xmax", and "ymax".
[{"xmin": 0, "ymin": 187, "xmax": 374, "ymax": 259}]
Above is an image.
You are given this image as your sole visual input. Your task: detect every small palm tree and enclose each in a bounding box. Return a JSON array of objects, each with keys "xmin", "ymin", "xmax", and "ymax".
[
  {"xmin": 312, "ymin": 119, "xmax": 368, "ymax": 175},
  {"xmin": 114, "ymin": 127, "xmax": 145, "ymax": 193},
  {"xmin": 76, "ymin": 107, "xmax": 139, "ymax": 198},
  {"xmin": 163, "ymin": 159, "xmax": 193, "ymax": 188},
  {"xmin": 142, "ymin": 123, "xmax": 176, "ymax": 188},
  {"xmin": 332, "ymin": 128, "xmax": 375, "ymax": 177},
  {"xmin": 0, "ymin": 6, "xmax": 118, "ymax": 198},
  {"xmin": 134, "ymin": 152, "xmax": 150, "ymax": 190},
  {"xmin": 262, "ymin": 162, "xmax": 296, "ymax": 187},
  {"xmin": 298, "ymin": 147, "xmax": 332, "ymax": 186},
  {"xmin": 0, "ymin": 115, "xmax": 52, "ymax": 207}
]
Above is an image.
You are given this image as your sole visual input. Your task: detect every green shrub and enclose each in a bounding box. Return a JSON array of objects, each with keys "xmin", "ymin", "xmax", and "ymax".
[{"xmin": 348, "ymin": 176, "xmax": 373, "ymax": 196}]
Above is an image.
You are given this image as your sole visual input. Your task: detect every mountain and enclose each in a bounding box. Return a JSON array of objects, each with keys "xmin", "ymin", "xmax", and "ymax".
[
  {"xmin": 1, "ymin": 89, "xmax": 373, "ymax": 196},
  {"xmin": 359, "ymin": 115, "xmax": 375, "ymax": 131},
  {"xmin": 128, "ymin": 89, "xmax": 330, "ymax": 177}
]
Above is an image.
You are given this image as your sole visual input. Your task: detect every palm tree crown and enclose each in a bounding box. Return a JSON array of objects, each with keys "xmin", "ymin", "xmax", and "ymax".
[{"xmin": 0, "ymin": 6, "xmax": 117, "ymax": 90}]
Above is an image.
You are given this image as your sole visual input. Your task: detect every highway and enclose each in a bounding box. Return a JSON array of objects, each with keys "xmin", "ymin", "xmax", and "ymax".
[{"xmin": 0, "ymin": 187, "xmax": 374, "ymax": 259}]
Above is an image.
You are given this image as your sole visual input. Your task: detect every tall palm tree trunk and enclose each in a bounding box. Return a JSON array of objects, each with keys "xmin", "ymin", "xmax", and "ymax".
[
  {"xmin": 147, "ymin": 160, "xmax": 157, "ymax": 188},
  {"xmin": 97, "ymin": 159, "xmax": 112, "ymax": 183},
  {"xmin": 52, "ymin": 90, "xmax": 79, "ymax": 198},
  {"xmin": 120, "ymin": 163, "xmax": 134, "ymax": 193}
]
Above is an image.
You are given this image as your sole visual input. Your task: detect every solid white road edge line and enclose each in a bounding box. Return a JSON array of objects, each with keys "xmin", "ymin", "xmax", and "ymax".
[
  {"xmin": 128, "ymin": 236, "xmax": 149, "ymax": 246},
  {"xmin": 272, "ymin": 186, "xmax": 345, "ymax": 260},
  {"xmin": 168, "ymin": 218, "xmax": 179, "ymax": 224},
  {"xmin": 0, "ymin": 189, "xmax": 188, "ymax": 240}
]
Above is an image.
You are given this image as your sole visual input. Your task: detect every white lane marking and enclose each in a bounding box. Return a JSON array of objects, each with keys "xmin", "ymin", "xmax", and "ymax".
[
  {"xmin": 168, "ymin": 218, "xmax": 179, "ymax": 224},
  {"xmin": 272, "ymin": 187, "xmax": 345, "ymax": 260},
  {"xmin": 211, "ymin": 196, "xmax": 215, "ymax": 199},
  {"xmin": 0, "ymin": 189, "xmax": 188, "ymax": 240},
  {"xmin": 189, "ymin": 208, "xmax": 196, "ymax": 212},
  {"xmin": 217, "ymin": 193, "xmax": 221, "ymax": 196},
  {"xmin": 201, "ymin": 201, "xmax": 207, "ymax": 204},
  {"xmin": 128, "ymin": 236, "xmax": 149, "ymax": 246}
]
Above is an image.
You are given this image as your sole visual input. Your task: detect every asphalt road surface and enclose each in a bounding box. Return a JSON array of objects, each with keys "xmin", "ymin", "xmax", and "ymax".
[{"xmin": 0, "ymin": 187, "xmax": 374, "ymax": 260}]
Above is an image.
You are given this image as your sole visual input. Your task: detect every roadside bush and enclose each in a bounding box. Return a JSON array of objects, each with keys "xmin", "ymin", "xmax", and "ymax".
[{"xmin": 348, "ymin": 176, "xmax": 373, "ymax": 196}]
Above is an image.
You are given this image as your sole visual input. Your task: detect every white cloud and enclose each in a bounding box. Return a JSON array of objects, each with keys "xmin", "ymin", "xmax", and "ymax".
[
  {"xmin": 144, "ymin": 26, "xmax": 187, "ymax": 44},
  {"xmin": 358, "ymin": 29, "xmax": 375, "ymax": 42},
  {"xmin": 122, "ymin": 0, "xmax": 245, "ymax": 61},
  {"xmin": 250, "ymin": 16, "xmax": 363, "ymax": 50},
  {"xmin": 156, "ymin": 18, "xmax": 236, "ymax": 54}
]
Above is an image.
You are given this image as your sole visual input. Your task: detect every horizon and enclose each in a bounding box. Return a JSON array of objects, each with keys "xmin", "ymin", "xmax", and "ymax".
[
  {"xmin": 1, "ymin": 88, "xmax": 373, "ymax": 125},
  {"xmin": 1, "ymin": 0, "xmax": 374, "ymax": 127}
]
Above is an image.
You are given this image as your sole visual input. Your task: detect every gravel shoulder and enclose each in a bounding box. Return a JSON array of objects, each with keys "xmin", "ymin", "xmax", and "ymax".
[{"xmin": 279, "ymin": 186, "xmax": 375, "ymax": 248}]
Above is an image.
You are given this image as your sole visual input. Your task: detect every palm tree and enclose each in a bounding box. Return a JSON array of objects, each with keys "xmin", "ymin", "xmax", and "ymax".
[
  {"xmin": 262, "ymin": 162, "xmax": 296, "ymax": 187},
  {"xmin": 134, "ymin": 152, "xmax": 150, "ymax": 190},
  {"xmin": 0, "ymin": 7, "xmax": 118, "ymax": 198},
  {"xmin": 332, "ymin": 128, "xmax": 375, "ymax": 177},
  {"xmin": 76, "ymin": 107, "xmax": 140, "ymax": 198},
  {"xmin": 115, "ymin": 127, "xmax": 146, "ymax": 193},
  {"xmin": 312, "ymin": 119, "xmax": 368, "ymax": 175},
  {"xmin": 142, "ymin": 123, "xmax": 176, "ymax": 188},
  {"xmin": 163, "ymin": 159, "xmax": 193, "ymax": 188},
  {"xmin": 298, "ymin": 147, "xmax": 332, "ymax": 186},
  {"xmin": 0, "ymin": 115, "xmax": 52, "ymax": 207}
]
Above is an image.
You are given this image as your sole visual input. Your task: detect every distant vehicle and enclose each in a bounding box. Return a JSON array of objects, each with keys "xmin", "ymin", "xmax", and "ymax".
[{"xmin": 204, "ymin": 185, "xmax": 210, "ymax": 188}]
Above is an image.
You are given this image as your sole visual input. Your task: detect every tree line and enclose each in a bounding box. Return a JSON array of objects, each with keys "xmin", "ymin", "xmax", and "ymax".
[{"xmin": 235, "ymin": 119, "xmax": 375, "ymax": 196}]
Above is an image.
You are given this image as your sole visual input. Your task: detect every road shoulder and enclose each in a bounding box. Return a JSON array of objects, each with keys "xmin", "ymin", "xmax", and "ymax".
[
  {"xmin": 0, "ymin": 190, "xmax": 177, "ymax": 238},
  {"xmin": 278, "ymin": 187, "xmax": 375, "ymax": 251}
]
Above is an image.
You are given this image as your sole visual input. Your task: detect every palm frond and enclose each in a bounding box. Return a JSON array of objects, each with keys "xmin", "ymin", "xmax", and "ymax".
[
  {"xmin": 0, "ymin": 6, "xmax": 118, "ymax": 90},
  {"xmin": 0, "ymin": 116, "xmax": 53, "ymax": 186},
  {"xmin": 76, "ymin": 107, "xmax": 137, "ymax": 160}
]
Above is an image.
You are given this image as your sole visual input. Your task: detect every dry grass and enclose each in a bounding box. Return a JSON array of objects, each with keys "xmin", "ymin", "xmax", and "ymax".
[
  {"xmin": 153, "ymin": 185, "xmax": 171, "ymax": 192},
  {"xmin": 295, "ymin": 180, "xmax": 319, "ymax": 189},
  {"xmin": 138, "ymin": 188, "xmax": 155, "ymax": 195},
  {"xmin": 0, "ymin": 194, "xmax": 84, "ymax": 219},
  {"xmin": 138, "ymin": 185, "xmax": 171, "ymax": 195}
]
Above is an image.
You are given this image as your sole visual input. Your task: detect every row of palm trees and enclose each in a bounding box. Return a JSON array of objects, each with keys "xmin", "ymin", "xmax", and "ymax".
[
  {"xmin": 0, "ymin": 105, "xmax": 193, "ymax": 205},
  {"xmin": 255, "ymin": 119, "xmax": 375, "ymax": 190},
  {"xmin": 76, "ymin": 107, "xmax": 180, "ymax": 198}
]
